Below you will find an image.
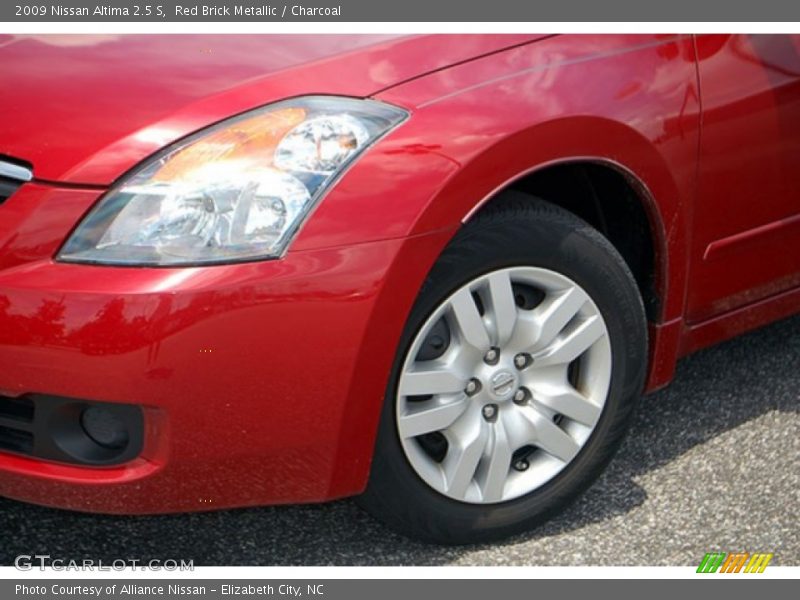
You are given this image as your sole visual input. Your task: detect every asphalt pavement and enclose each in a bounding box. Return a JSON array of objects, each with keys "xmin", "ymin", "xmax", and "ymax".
[{"xmin": 1, "ymin": 315, "xmax": 798, "ymax": 566}]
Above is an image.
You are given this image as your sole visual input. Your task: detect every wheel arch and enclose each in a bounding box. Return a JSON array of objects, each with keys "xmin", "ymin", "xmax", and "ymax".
[
  {"xmin": 467, "ymin": 157, "xmax": 665, "ymax": 323},
  {"xmin": 405, "ymin": 115, "xmax": 690, "ymax": 327}
]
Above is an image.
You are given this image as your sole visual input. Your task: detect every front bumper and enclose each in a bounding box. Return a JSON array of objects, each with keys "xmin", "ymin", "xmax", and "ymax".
[{"xmin": 0, "ymin": 184, "xmax": 456, "ymax": 513}]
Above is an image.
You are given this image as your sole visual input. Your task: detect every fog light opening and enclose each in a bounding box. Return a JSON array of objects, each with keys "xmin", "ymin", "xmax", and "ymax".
[{"xmin": 80, "ymin": 406, "xmax": 130, "ymax": 450}]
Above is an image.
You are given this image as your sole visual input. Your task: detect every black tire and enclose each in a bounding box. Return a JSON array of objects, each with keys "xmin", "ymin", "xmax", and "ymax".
[{"xmin": 357, "ymin": 191, "xmax": 648, "ymax": 544}]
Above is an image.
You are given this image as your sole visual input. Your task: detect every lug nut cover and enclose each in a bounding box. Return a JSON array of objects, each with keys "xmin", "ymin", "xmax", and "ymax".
[
  {"xmin": 514, "ymin": 353, "xmax": 530, "ymax": 369},
  {"xmin": 465, "ymin": 379, "xmax": 481, "ymax": 395}
]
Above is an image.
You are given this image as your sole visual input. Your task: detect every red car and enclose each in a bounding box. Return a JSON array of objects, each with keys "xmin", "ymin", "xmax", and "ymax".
[{"xmin": 0, "ymin": 34, "xmax": 798, "ymax": 544}]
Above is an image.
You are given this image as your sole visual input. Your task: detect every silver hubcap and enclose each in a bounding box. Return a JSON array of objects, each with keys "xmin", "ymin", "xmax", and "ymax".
[{"xmin": 396, "ymin": 266, "xmax": 612, "ymax": 504}]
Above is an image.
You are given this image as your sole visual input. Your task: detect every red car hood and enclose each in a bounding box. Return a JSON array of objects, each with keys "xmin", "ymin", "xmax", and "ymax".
[{"xmin": 0, "ymin": 34, "xmax": 539, "ymax": 185}]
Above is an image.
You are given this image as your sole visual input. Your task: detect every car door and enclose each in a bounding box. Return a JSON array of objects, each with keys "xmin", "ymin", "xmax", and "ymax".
[{"xmin": 687, "ymin": 34, "xmax": 800, "ymax": 322}]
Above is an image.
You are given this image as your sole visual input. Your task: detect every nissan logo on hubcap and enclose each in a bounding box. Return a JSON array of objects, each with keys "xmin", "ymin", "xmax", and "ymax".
[{"xmin": 490, "ymin": 370, "xmax": 516, "ymax": 397}]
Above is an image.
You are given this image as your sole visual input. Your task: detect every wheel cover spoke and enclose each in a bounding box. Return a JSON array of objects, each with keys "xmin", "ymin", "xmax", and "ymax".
[
  {"xmin": 530, "ymin": 285, "xmax": 587, "ymax": 350},
  {"xmin": 531, "ymin": 383, "xmax": 601, "ymax": 427},
  {"xmin": 518, "ymin": 406, "xmax": 580, "ymax": 463},
  {"xmin": 442, "ymin": 409, "xmax": 489, "ymax": 497},
  {"xmin": 478, "ymin": 417, "xmax": 513, "ymax": 502},
  {"xmin": 449, "ymin": 287, "xmax": 491, "ymax": 351},
  {"xmin": 399, "ymin": 366, "xmax": 465, "ymax": 396},
  {"xmin": 397, "ymin": 266, "xmax": 612, "ymax": 504},
  {"xmin": 533, "ymin": 314, "xmax": 605, "ymax": 367},
  {"xmin": 486, "ymin": 270, "xmax": 518, "ymax": 347},
  {"xmin": 398, "ymin": 396, "xmax": 469, "ymax": 439}
]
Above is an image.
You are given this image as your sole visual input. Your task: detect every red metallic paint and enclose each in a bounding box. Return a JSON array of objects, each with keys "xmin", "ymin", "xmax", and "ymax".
[
  {"xmin": 0, "ymin": 34, "xmax": 798, "ymax": 513},
  {"xmin": 688, "ymin": 34, "xmax": 800, "ymax": 321},
  {"xmin": 0, "ymin": 34, "xmax": 539, "ymax": 185},
  {"xmin": 0, "ymin": 199, "xmax": 457, "ymax": 510}
]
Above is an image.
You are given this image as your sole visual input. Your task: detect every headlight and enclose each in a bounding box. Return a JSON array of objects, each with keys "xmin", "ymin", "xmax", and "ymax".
[{"xmin": 58, "ymin": 96, "xmax": 407, "ymax": 266}]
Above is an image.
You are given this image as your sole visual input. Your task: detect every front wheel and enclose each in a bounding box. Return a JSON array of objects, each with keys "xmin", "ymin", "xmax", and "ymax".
[{"xmin": 358, "ymin": 193, "xmax": 648, "ymax": 544}]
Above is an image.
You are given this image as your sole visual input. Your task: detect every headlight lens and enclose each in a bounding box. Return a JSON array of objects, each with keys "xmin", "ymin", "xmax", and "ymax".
[{"xmin": 58, "ymin": 96, "xmax": 407, "ymax": 266}]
